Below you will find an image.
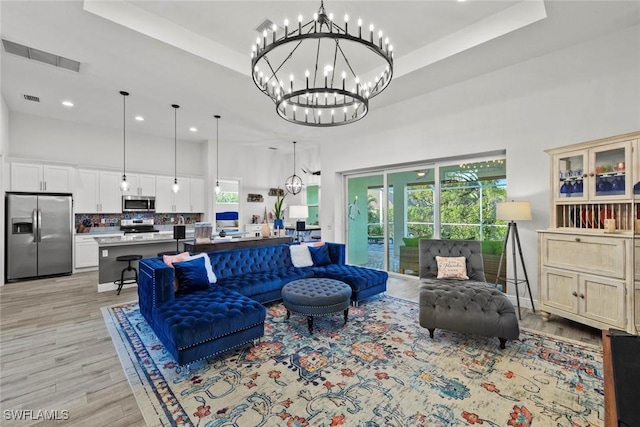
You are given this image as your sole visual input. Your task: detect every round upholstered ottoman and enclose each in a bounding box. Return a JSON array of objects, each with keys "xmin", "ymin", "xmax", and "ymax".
[{"xmin": 282, "ymin": 278, "xmax": 352, "ymax": 334}]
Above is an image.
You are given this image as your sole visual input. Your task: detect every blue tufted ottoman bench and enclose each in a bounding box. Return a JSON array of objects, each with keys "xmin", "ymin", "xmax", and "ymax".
[
  {"xmin": 152, "ymin": 286, "xmax": 267, "ymax": 365},
  {"xmin": 282, "ymin": 278, "xmax": 352, "ymax": 334}
]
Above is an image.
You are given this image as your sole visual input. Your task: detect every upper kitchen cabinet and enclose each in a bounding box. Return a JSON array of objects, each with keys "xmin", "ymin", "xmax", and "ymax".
[
  {"xmin": 551, "ymin": 139, "xmax": 633, "ymax": 202},
  {"xmin": 190, "ymin": 178, "xmax": 205, "ymax": 213},
  {"xmin": 124, "ymin": 174, "xmax": 156, "ymax": 197},
  {"xmin": 156, "ymin": 176, "xmax": 202, "ymax": 213},
  {"xmin": 75, "ymin": 170, "xmax": 122, "ymax": 213},
  {"xmin": 11, "ymin": 162, "xmax": 73, "ymax": 193}
]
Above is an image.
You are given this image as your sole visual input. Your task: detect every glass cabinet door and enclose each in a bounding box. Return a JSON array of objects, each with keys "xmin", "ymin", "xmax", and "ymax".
[
  {"xmin": 555, "ymin": 149, "xmax": 587, "ymax": 201},
  {"xmin": 589, "ymin": 140, "xmax": 632, "ymax": 200}
]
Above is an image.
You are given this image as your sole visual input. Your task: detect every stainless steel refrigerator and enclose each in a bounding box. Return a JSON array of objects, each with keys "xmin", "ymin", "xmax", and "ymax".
[{"xmin": 6, "ymin": 193, "xmax": 73, "ymax": 282}]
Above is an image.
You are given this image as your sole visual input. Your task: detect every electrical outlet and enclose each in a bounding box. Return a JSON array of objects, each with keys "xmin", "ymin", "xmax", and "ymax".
[{"xmin": 102, "ymin": 250, "xmax": 108, "ymax": 257}]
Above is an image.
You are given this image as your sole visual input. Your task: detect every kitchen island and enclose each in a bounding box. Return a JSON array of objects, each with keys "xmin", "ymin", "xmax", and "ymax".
[{"xmin": 95, "ymin": 232, "xmax": 194, "ymax": 292}]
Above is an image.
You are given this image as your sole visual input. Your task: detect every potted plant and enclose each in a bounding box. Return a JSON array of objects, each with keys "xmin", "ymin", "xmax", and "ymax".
[{"xmin": 273, "ymin": 189, "xmax": 286, "ymax": 231}]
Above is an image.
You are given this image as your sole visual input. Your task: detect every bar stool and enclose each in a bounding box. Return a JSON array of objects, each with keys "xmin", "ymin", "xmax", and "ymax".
[
  {"xmin": 115, "ymin": 254, "xmax": 142, "ymax": 295},
  {"xmin": 157, "ymin": 251, "xmax": 179, "ymax": 257}
]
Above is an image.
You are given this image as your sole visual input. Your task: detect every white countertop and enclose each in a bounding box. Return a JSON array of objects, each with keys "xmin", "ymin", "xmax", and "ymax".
[{"xmin": 95, "ymin": 231, "xmax": 195, "ymax": 246}]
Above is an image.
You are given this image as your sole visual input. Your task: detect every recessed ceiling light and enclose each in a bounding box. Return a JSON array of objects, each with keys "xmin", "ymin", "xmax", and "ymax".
[
  {"xmin": 61, "ymin": 100, "xmax": 74, "ymax": 107},
  {"xmin": 189, "ymin": 127, "xmax": 197, "ymax": 132},
  {"xmin": 135, "ymin": 116, "xmax": 144, "ymax": 121}
]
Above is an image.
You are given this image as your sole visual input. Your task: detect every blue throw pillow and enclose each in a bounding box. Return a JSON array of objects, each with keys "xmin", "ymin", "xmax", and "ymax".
[
  {"xmin": 173, "ymin": 256, "xmax": 210, "ymax": 293},
  {"xmin": 309, "ymin": 244, "xmax": 331, "ymax": 266}
]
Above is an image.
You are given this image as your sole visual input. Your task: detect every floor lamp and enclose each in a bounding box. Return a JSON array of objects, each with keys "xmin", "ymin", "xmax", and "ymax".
[{"xmin": 495, "ymin": 201, "xmax": 536, "ymax": 320}]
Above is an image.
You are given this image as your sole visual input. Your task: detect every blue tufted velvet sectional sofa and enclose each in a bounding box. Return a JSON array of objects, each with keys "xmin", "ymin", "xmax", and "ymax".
[{"xmin": 137, "ymin": 242, "xmax": 388, "ymax": 365}]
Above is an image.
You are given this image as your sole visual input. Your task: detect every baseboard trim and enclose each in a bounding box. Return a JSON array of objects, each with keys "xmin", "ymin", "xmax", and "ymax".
[{"xmin": 98, "ymin": 282, "xmax": 138, "ymax": 293}]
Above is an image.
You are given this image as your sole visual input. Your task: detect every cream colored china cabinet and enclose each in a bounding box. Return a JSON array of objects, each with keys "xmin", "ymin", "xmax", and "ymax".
[{"xmin": 539, "ymin": 131, "xmax": 639, "ymax": 334}]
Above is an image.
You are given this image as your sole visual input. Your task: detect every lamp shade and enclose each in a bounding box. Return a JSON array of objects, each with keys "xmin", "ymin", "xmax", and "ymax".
[
  {"xmin": 496, "ymin": 201, "xmax": 532, "ymax": 221},
  {"xmin": 289, "ymin": 205, "xmax": 309, "ymax": 219}
]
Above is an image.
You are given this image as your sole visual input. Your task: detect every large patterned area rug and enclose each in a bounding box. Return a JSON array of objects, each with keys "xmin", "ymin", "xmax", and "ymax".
[{"xmin": 102, "ymin": 296, "xmax": 603, "ymax": 427}]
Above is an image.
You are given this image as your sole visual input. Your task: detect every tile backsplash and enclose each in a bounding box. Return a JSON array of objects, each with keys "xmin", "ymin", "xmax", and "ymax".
[{"xmin": 75, "ymin": 213, "xmax": 202, "ymax": 233}]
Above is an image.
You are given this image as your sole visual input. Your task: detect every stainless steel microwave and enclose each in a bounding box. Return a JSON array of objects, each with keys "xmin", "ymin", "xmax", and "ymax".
[{"xmin": 122, "ymin": 195, "xmax": 156, "ymax": 212}]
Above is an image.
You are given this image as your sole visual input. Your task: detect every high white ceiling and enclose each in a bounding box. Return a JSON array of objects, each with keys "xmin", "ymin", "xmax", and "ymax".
[{"xmin": 1, "ymin": 1, "xmax": 639, "ymax": 153}]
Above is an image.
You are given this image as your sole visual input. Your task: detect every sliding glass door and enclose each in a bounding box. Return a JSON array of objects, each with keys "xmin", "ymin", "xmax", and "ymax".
[
  {"xmin": 346, "ymin": 174, "xmax": 386, "ymax": 268},
  {"xmin": 345, "ymin": 158, "xmax": 507, "ymax": 278}
]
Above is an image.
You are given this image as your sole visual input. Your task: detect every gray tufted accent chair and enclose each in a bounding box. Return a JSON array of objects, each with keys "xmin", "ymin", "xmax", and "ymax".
[{"xmin": 418, "ymin": 239, "xmax": 519, "ymax": 349}]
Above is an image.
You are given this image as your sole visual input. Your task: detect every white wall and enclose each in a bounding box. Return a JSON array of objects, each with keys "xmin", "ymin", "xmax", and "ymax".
[
  {"xmin": 8, "ymin": 113, "xmax": 205, "ymax": 176},
  {"xmin": 203, "ymin": 137, "xmax": 292, "ymax": 225},
  {"xmin": 319, "ymin": 24, "xmax": 640, "ymax": 304}
]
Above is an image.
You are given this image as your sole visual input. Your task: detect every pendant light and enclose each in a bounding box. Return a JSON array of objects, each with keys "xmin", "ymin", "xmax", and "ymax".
[
  {"xmin": 171, "ymin": 104, "xmax": 180, "ymax": 193},
  {"xmin": 285, "ymin": 141, "xmax": 303, "ymax": 195},
  {"xmin": 214, "ymin": 115, "xmax": 221, "ymax": 195},
  {"xmin": 119, "ymin": 91, "xmax": 130, "ymax": 192}
]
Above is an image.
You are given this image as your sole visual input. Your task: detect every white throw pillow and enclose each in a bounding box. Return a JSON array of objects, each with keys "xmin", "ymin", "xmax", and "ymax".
[
  {"xmin": 435, "ymin": 256, "xmax": 469, "ymax": 280},
  {"xmin": 290, "ymin": 245, "xmax": 313, "ymax": 268},
  {"xmin": 186, "ymin": 252, "xmax": 217, "ymax": 283}
]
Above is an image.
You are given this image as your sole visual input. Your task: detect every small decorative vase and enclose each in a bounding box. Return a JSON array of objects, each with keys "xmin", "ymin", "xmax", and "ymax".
[
  {"xmin": 261, "ymin": 221, "xmax": 271, "ymax": 238},
  {"xmin": 219, "ymin": 230, "xmax": 226, "ymax": 237}
]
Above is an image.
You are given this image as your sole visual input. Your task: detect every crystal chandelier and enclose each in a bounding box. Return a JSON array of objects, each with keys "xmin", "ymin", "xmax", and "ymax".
[{"xmin": 251, "ymin": 0, "xmax": 394, "ymax": 127}]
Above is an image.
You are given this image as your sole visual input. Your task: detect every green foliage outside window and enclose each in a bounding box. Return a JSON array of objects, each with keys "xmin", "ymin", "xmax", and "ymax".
[
  {"xmin": 216, "ymin": 192, "xmax": 239, "ymax": 203},
  {"xmin": 440, "ymin": 179, "xmax": 507, "ymax": 241}
]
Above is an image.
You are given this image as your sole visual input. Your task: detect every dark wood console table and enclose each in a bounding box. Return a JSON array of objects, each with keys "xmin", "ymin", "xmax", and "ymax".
[
  {"xmin": 604, "ymin": 329, "xmax": 640, "ymax": 427},
  {"xmin": 184, "ymin": 236, "xmax": 293, "ymax": 253}
]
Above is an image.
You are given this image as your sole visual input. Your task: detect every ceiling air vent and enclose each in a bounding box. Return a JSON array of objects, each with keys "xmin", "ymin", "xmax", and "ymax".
[
  {"xmin": 23, "ymin": 94, "xmax": 40, "ymax": 103},
  {"xmin": 2, "ymin": 39, "xmax": 81, "ymax": 72}
]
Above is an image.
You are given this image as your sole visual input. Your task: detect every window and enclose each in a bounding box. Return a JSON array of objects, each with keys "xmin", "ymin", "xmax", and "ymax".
[
  {"xmin": 214, "ymin": 179, "xmax": 240, "ymax": 220},
  {"xmin": 440, "ymin": 161, "xmax": 507, "ymax": 241}
]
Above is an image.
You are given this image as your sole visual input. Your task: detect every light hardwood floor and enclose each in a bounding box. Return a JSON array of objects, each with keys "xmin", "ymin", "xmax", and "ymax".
[{"xmin": 0, "ymin": 271, "xmax": 602, "ymax": 426}]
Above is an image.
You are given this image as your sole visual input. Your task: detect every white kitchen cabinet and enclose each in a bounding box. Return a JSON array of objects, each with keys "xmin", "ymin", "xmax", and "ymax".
[
  {"xmin": 155, "ymin": 176, "xmax": 176, "ymax": 212},
  {"xmin": 74, "ymin": 233, "xmax": 122, "ymax": 269},
  {"xmin": 74, "ymin": 235, "xmax": 99, "ymax": 269},
  {"xmin": 75, "ymin": 169, "xmax": 123, "ymax": 213},
  {"xmin": 156, "ymin": 176, "xmax": 200, "ymax": 213},
  {"xmin": 75, "ymin": 170, "xmax": 99, "ymax": 213},
  {"xmin": 11, "ymin": 162, "xmax": 73, "ymax": 193},
  {"xmin": 175, "ymin": 179, "xmax": 191, "ymax": 212},
  {"xmin": 189, "ymin": 178, "xmax": 205, "ymax": 212},
  {"xmin": 99, "ymin": 171, "xmax": 122, "ymax": 213},
  {"xmin": 125, "ymin": 174, "xmax": 156, "ymax": 196}
]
